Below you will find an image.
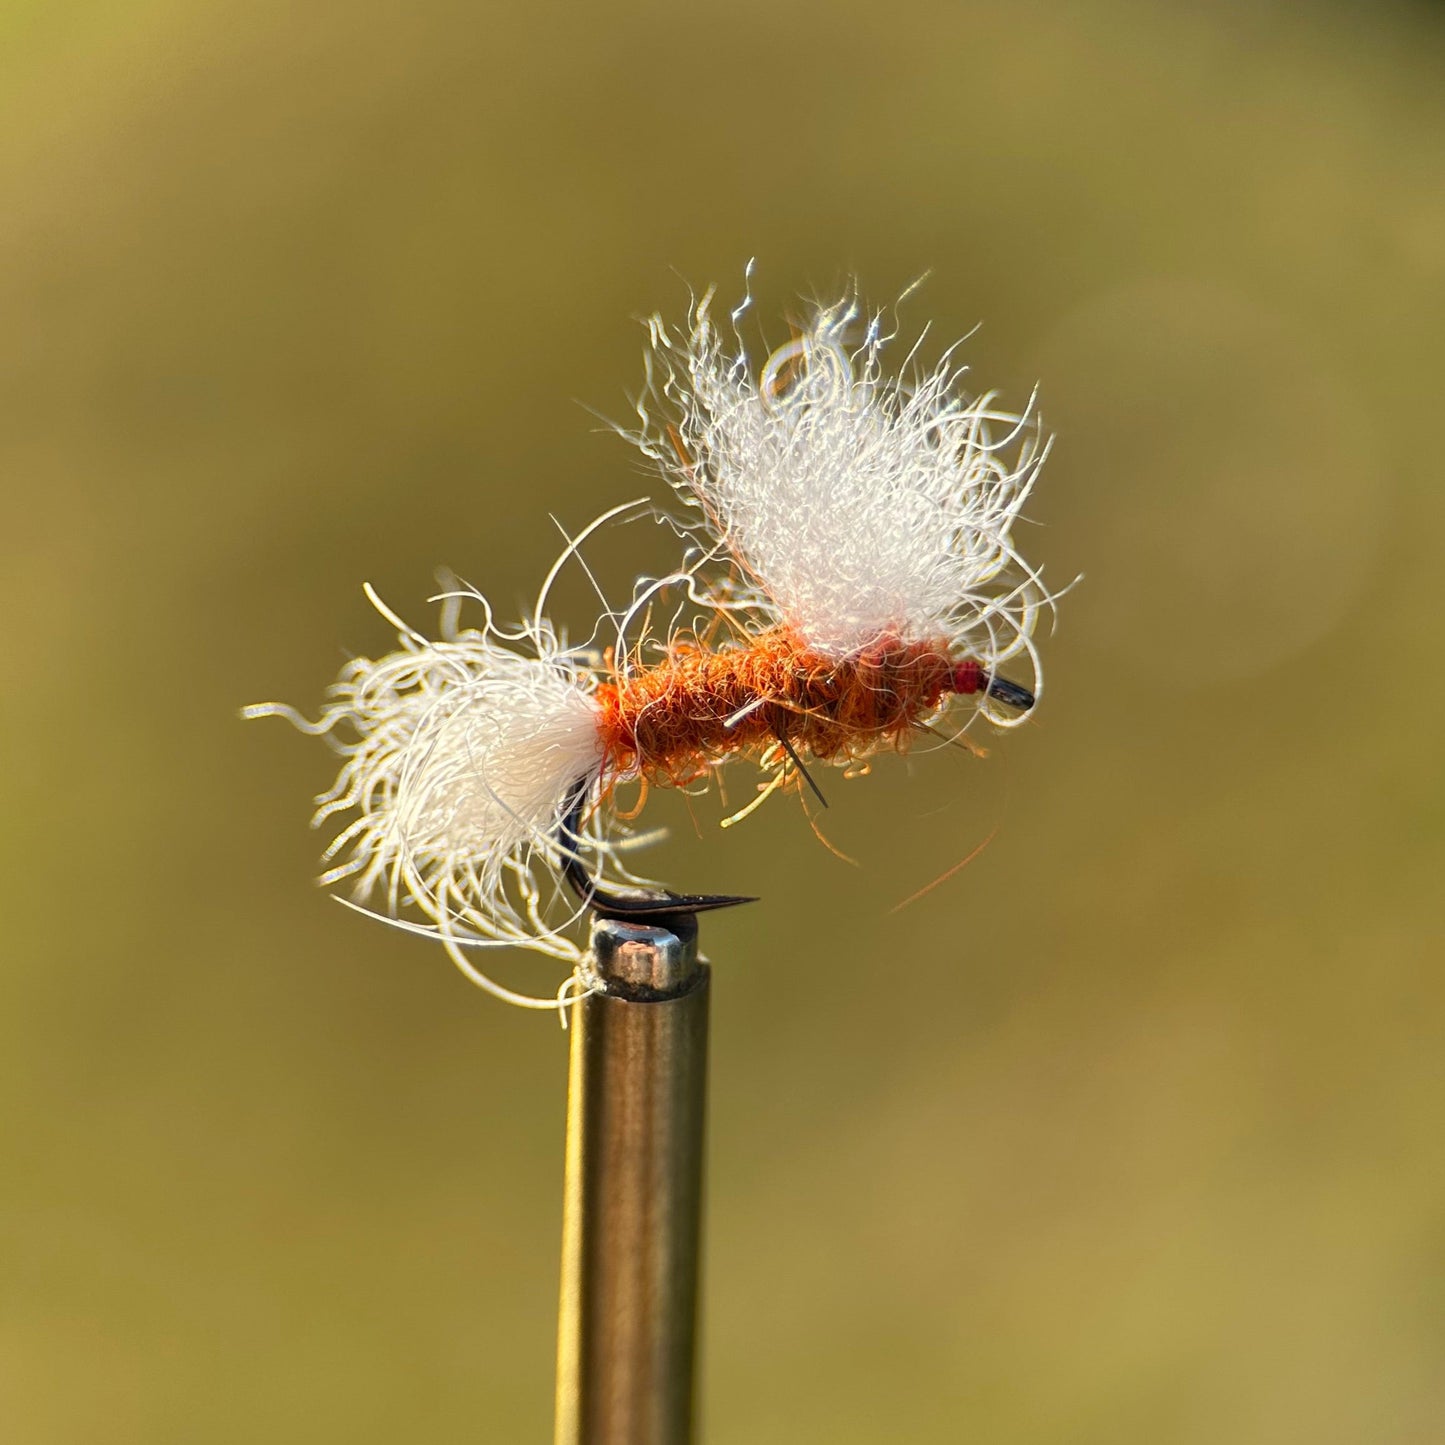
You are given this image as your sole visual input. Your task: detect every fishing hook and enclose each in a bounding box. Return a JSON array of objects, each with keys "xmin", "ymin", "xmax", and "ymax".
[{"xmin": 559, "ymin": 778, "xmax": 758, "ymax": 921}]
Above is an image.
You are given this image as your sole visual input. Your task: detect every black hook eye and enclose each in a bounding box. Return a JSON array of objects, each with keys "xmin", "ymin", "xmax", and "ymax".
[{"xmin": 984, "ymin": 674, "xmax": 1035, "ymax": 710}]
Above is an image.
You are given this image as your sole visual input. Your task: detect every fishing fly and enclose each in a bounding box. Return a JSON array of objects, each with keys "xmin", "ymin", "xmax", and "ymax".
[{"xmin": 246, "ymin": 276, "xmax": 1056, "ymax": 1008}]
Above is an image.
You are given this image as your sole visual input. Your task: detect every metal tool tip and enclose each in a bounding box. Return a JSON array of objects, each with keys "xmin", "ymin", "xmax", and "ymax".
[{"xmin": 589, "ymin": 914, "xmax": 702, "ymax": 993}]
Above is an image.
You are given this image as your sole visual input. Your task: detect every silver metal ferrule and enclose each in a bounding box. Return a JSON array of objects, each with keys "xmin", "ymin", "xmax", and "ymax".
[{"xmin": 554, "ymin": 915, "xmax": 710, "ymax": 1445}]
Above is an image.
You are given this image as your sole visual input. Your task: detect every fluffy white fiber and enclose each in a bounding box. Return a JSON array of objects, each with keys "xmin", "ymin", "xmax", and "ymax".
[
  {"xmin": 245, "ymin": 586, "xmax": 610, "ymax": 1007},
  {"xmin": 249, "ymin": 277, "xmax": 1060, "ymax": 999},
  {"xmin": 633, "ymin": 280, "xmax": 1052, "ymax": 718}
]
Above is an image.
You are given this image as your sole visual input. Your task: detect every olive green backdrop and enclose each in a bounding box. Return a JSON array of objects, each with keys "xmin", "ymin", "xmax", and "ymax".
[{"xmin": 3, "ymin": 1, "xmax": 1442, "ymax": 1441}]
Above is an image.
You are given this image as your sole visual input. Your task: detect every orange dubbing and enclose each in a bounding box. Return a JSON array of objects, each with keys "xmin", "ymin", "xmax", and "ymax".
[{"xmin": 595, "ymin": 630, "xmax": 958, "ymax": 787}]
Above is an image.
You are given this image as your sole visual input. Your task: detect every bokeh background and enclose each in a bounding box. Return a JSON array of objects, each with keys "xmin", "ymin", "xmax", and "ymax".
[{"xmin": 4, "ymin": 1, "xmax": 1443, "ymax": 1440}]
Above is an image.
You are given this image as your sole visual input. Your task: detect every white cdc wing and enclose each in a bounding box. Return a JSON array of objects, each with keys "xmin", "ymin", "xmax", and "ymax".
[
  {"xmin": 631, "ymin": 283, "xmax": 1052, "ymax": 716},
  {"xmin": 245, "ymin": 586, "xmax": 612, "ymax": 1006}
]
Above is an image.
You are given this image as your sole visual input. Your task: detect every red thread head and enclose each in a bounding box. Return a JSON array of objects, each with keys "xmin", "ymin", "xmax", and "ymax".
[{"xmin": 949, "ymin": 658, "xmax": 985, "ymax": 696}]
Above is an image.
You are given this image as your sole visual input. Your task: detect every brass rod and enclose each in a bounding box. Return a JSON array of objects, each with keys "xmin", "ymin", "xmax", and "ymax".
[{"xmin": 554, "ymin": 915, "xmax": 710, "ymax": 1445}]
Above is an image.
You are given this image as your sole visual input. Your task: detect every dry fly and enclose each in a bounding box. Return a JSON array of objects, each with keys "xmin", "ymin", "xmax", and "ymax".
[{"xmin": 246, "ymin": 273, "xmax": 1058, "ymax": 1009}]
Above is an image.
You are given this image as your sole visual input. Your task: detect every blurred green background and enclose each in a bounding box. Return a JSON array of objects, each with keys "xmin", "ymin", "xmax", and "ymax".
[{"xmin": 3, "ymin": 1, "xmax": 1443, "ymax": 1440}]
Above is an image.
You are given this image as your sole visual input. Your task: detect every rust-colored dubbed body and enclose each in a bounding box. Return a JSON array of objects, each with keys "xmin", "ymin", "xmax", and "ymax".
[{"xmin": 595, "ymin": 630, "xmax": 986, "ymax": 787}]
